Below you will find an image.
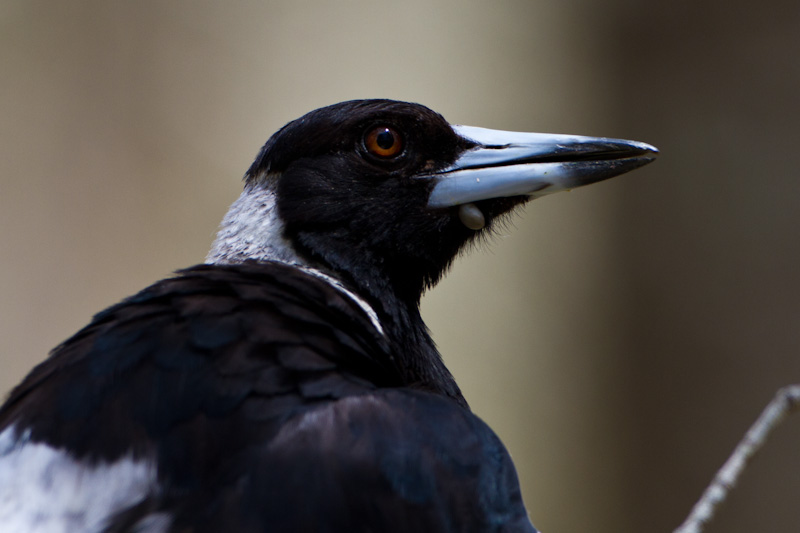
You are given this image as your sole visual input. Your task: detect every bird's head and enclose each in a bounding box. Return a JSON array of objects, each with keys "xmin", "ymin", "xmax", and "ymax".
[{"xmin": 208, "ymin": 99, "xmax": 657, "ymax": 307}]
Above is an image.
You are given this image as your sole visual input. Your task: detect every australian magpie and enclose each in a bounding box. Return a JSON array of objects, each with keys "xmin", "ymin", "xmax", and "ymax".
[{"xmin": 0, "ymin": 99, "xmax": 657, "ymax": 532}]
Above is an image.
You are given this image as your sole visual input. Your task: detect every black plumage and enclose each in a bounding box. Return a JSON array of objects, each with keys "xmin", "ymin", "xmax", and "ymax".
[{"xmin": 0, "ymin": 99, "xmax": 656, "ymax": 532}]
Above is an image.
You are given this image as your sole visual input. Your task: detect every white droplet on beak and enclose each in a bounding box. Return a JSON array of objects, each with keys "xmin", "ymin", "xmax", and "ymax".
[{"xmin": 458, "ymin": 203, "xmax": 485, "ymax": 230}]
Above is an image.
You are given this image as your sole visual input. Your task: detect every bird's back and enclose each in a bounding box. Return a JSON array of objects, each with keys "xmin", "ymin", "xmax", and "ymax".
[{"xmin": 0, "ymin": 261, "xmax": 534, "ymax": 532}]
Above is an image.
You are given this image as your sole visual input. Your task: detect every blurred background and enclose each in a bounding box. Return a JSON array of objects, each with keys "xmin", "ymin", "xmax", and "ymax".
[{"xmin": 1, "ymin": 1, "xmax": 799, "ymax": 531}]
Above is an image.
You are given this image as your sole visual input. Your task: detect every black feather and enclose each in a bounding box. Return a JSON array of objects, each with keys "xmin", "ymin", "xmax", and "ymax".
[
  {"xmin": 0, "ymin": 262, "xmax": 532, "ymax": 532},
  {"xmin": 0, "ymin": 100, "xmax": 546, "ymax": 532}
]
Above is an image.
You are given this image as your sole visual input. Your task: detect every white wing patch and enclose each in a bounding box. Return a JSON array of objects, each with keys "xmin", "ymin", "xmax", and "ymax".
[{"xmin": 0, "ymin": 426, "xmax": 165, "ymax": 533}]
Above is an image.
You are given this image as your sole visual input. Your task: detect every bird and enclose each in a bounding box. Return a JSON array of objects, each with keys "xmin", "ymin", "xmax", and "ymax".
[{"xmin": 0, "ymin": 99, "xmax": 657, "ymax": 533}]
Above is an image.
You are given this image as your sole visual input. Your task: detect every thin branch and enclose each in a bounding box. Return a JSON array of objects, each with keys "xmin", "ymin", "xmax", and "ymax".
[{"xmin": 674, "ymin": 385, "xmax": 800, "ymax": 533}]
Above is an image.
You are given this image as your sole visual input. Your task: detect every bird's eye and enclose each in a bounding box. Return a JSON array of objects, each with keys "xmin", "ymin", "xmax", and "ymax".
[{"xmin": 364, "ymin": 126, "xmax": 403, "ymax": 159}]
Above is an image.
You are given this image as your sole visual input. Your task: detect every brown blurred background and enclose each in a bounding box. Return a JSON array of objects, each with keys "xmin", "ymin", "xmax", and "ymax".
[{"xmin": 2, "ymin": 1, "xmax": 799, "ymax": 532}]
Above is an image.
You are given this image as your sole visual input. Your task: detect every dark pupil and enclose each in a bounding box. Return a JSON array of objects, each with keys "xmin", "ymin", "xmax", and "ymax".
[{"xmin": 376, "ymin": 129, "xmax": 395, "ymax": 150}]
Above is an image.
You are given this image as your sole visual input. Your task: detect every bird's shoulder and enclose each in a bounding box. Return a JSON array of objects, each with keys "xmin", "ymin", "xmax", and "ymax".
[{"xmin": 0, "ymin": 261, "xmax": 397, "ymax": 460}]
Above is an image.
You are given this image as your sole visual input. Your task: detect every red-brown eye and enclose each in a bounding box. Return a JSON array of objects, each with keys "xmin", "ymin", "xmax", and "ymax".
[{"xmin": 364, "ymin": 126, "xmax": 403, "ymax": 158}]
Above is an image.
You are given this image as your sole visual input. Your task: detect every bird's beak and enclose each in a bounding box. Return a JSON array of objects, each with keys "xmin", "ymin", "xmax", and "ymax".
[{"xmin": 426, "ymin": 125, "xmax": 658, "ymax": 209}]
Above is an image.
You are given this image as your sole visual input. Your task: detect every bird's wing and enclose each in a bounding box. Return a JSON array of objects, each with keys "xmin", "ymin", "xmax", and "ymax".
[
  {"xmin": 139, "ymin": 389, "xmax": 537, "ymax": 533},
  {"xmin": 0, "ymin": 262, "xmax": 388, "ymax": 530},
  {"xmin": 0, "ymin": 261, "xmax": 534, "ymax": 532}
]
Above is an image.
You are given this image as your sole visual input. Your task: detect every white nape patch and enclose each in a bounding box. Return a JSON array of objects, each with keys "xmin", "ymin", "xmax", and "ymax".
[
  {"xmin": 206, "ymin": 176, "xmax": 385, "ymax": 337},
  {"xmin": 0, "ymin": 426, "xmax": 165, "ymax": 533},
  {"xmin": 206, "ymin": 177, "xmax": 303, "ymax": 266}
]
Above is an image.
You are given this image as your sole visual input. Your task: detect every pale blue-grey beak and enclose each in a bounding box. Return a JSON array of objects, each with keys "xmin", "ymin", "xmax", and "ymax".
[{"xmin": 427, "ymin": 125, "xmax": 658, "ymax": 208}]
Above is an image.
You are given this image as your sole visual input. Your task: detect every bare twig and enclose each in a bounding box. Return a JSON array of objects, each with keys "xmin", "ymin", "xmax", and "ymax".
[{"xmin": 673, "ymin": 385, "xmax": 800, "ymax": 533}]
